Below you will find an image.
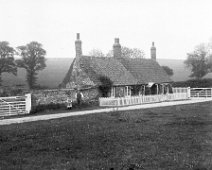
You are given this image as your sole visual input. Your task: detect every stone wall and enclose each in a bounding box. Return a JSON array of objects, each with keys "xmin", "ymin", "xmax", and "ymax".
[
  {"xmin": 32, "ymin": 87, "xmax": 99, "ymax": 106},
  {"xmin": 81, "ymin": 88, "xmax": 99, "ymax": 101}
]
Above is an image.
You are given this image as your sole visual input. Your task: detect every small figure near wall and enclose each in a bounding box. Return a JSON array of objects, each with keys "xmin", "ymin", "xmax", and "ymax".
[
  {"xmin": 66, "ymin": 97, "xmax": 72, "ymax": 109},
  {"xmin": 75, "ymin": 89, "xmax": 84, "ymax": 106}
]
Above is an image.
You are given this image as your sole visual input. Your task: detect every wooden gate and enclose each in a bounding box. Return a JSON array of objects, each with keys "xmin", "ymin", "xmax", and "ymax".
[
  {"xmin": 190, "ymin": 88, "xmax": 212, "ymax": 98},
  {"xmin": 0, "ymin": 94, "xmax": 31, "ymax": 117}
]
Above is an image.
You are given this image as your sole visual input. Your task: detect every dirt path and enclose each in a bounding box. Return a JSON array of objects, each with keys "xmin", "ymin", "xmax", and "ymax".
[{"xmin": 0, "ymin": 98, "xmax": 212, "ymax": 126}]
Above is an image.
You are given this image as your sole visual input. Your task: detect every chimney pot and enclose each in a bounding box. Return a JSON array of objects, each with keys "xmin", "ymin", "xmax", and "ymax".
[
  {"xmin": 151, "ymin": 42, "xmax": 156, "ymax": 60},
  {"xmin": 115, "ymin": 38, "xmax": 119, "ymax": 44},
  {"xmin": 75, "ymin": 33, "xmax": 82, "ymax": 58},
  {"xmin": 113, "ymin": 38, "xmax": 121, "ymax": 59},
  {"xmin": 77, "ymin": 33, "xmax": 80, "ymax": 40}
]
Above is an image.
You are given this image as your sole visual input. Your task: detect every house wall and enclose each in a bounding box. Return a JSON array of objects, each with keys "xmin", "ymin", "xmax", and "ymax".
[{"xmin": 31, "ymin": 88, "xmax": 99, "ymax": 107}]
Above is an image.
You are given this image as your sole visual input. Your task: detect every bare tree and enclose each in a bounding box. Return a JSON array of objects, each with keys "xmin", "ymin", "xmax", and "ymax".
[
  {"xmin": 106, "ymin": 46, "xmax": 145, "ymax": 58},
  {"xmin": 89, "ymin": 49, "xmax": 105, "ymax": 57}
]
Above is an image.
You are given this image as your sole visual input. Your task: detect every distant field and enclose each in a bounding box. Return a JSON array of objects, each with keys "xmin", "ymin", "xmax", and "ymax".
[
  {"xmin": 157, "ymin": 59, "xmax": 191, "ymax": 81},
  {"xmin": 2, "ymin": 58, "xmax": 212, "ymax": 88},
  {"xmin": 2, "ymin": 58, "xmax": 73, "ymax": 88},
  {"xmin": 1, "ymin": 101, "xmax": 212, "ymax": 169}
]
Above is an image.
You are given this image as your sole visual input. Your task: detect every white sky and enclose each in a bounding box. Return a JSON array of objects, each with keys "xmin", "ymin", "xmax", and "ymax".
[{"xmin": 1, "ymin": 0, "xmax": 212, "ymax": 59}]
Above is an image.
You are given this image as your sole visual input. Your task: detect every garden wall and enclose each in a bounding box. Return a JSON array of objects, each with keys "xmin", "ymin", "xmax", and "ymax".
[{"xmin": 31, "ymin": 87, "xmax": 99, "ymax": 107}]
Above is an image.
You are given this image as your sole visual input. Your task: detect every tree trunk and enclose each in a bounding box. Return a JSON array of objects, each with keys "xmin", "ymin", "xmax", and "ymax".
[{"xmin": 27, "ymin": 71, "xmax": 37, "ymax": 90}]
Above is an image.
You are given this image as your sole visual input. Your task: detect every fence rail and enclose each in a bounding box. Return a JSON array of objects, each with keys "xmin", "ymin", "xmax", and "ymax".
[
  {"xmin": 0, "ymin": 94, "xmax": 31, "ymax": 117},
  {"xmin": 99, "ymin": 87, "xmax": 190, "ymax": 107},
  {"xmin": 190, "ymin": 88, "xmax": 212, "ymax": 98}
]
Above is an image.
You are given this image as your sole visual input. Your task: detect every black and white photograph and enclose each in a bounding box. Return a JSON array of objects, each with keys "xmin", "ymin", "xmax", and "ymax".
[{"xmin": 0, "ymin": 0, "xmax": 212, "ymax": 169}]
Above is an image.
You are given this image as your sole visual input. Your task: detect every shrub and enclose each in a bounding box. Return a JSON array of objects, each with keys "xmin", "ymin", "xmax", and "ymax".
[
  {"xmin": 98, "ymin": 76, "xmax": 113, "ymax": 97},
  {"xmin": 0, "ymin": 90, "xmax": 8, "ymax": 97}
]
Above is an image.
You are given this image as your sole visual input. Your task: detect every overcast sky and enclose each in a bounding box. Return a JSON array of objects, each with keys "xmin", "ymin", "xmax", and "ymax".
[{"xmin": 1, "ymin": 0, "xmax": 212, "ymax": 59}]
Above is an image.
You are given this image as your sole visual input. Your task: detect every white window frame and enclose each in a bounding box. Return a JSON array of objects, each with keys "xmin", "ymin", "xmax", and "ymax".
[{"xmin": 110, "ymin": 87, "xmax": 115, "ymax": 98}]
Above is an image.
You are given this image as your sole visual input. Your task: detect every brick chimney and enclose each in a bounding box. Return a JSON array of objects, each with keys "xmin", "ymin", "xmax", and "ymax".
[
  {"xmin": 151, "ymin": 42, "xmax": 156, "ymax": 60},
  {"xmin": 75, "ymin": 33, "xmax": 82, "ymax": 58},
  {"xmin": 113, "ymin": 38, "xmax": 121, "ymax": 59}
]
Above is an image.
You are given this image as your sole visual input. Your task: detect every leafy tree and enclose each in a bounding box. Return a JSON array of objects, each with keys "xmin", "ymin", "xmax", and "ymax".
[
  {"xmin": 16, "ymin": 42, "xmax": 46, "ymax": 89},
  {"xmin": 162, "ymin": 66, "xmax": 174, "ymax": 76},
  {"xmin": 0, "ymin": 41, "xmax": 17, "ymax": 86},
  {"xmin": 184, "ymin": 44, "xmax": 212, "ymax": 79}
]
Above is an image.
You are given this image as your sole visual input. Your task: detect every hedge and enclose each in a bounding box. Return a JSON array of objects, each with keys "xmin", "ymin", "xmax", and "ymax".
[{"xmin": 173, "ymin": 78, "xmax": 212, "ymax": 88}]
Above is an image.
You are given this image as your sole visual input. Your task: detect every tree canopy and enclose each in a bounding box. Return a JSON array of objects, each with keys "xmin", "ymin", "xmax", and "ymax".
[
  {"xmin": 16, "ymin": 41, "xmax": 46, "ymax": 89},
  {"xmin": 0, "ymin": 41, "xmax": 17, "ymax": 86},
  {"xmin": 184, "ymin": 44, "xmax": 212, "ymax": 79},
  {"xmin": 161, "ymin": 66, "xmax": 174, "ymax": 76}
]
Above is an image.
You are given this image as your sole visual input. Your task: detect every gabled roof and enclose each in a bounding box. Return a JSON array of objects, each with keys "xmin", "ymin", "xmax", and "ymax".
[
  {"xmin": 61, "ymin": 56, "xmax": 172, "ymax": 88},
  {"xmin": 118, "ymin": 57, "xmax": 172, "ymax": 84}
]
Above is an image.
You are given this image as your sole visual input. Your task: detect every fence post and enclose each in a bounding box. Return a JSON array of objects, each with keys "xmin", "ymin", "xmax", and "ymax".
[
  {"xmin": 9, "ymin": 105, "xmax": 11, "ymax": 115},
  {"xmin": 211, "ymin": 88, "xmax": 212, "ymax": 97},
  {"xmin": 99, "ymin": 98, "xmax": 101, "ymax": 106},
  {"xmin": 25, "ymin": 93, "xmax": 32, "ymax": 114},
  {"xmin": 187, "ymin": 87, "xmax": 191, "ymax": 99}
]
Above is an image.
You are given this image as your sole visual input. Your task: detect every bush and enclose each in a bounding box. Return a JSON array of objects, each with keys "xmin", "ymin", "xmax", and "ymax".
[
  {"xmin": 98, "ymin": 76, "xmax": 113, "ymax": 97},
  {"xmin": 0, "ymin": 90, "xmax": 9, "ymax": 97}
]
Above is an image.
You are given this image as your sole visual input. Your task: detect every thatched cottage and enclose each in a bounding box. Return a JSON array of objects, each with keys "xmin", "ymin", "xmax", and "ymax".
[{"xmin": 61, "ymin": 33, "xmax": 172, "ymax": 98}]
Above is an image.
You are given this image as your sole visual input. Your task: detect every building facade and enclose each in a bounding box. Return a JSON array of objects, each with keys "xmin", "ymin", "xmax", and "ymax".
[{"xmin": 61, "ymin": 34, "xmax": 172, "ymax": 98}]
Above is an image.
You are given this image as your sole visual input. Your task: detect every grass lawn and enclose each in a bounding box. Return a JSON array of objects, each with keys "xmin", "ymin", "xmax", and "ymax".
[{"xmin": 1, "ymin": 102, "xmax": 212, "ymax": 170}]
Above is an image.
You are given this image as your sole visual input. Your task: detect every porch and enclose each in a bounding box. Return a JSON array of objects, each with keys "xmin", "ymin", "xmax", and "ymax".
[{"xmin": 99, "ymin": 87, "xmax": 190, "ymax": 107}]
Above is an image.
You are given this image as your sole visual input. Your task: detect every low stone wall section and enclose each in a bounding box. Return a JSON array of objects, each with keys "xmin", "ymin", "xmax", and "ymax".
[{"xmin": 32, "ymin": 88, "xmax": 99, "ymax": 106}]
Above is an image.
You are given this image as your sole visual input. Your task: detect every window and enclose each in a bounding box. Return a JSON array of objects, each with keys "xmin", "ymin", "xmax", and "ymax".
[{"xmin": 124, "ymin": 86, "xmax": 130, "ymax": 96}]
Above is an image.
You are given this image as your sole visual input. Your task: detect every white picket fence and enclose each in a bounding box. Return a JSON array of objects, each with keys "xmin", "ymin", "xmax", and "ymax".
[
  {"xmin": 99, "ymin": 87, "xmax": 190, "ymax": 107},
  {"xmin": 0, "ymin": 94, "xmax": 31, "ymax": 117},
  {"xmin": 190, "ymin": 88, "xmax": 212, "ymax": 98}
]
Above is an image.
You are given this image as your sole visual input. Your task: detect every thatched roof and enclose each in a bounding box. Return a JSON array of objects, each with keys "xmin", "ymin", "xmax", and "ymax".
[
  {"xmin": 118, "ymin": 57, "xmax": 172, "ymax": 84},
  {"xmin": 61, "ymin": 56, "xmax": 172, "ymax": 88}
]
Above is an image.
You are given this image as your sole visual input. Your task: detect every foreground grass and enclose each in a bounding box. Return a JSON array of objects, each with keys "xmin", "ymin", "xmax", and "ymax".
[{"xmin": 1, "ymin": 102, "xmax": 212, "ymax": 170}]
